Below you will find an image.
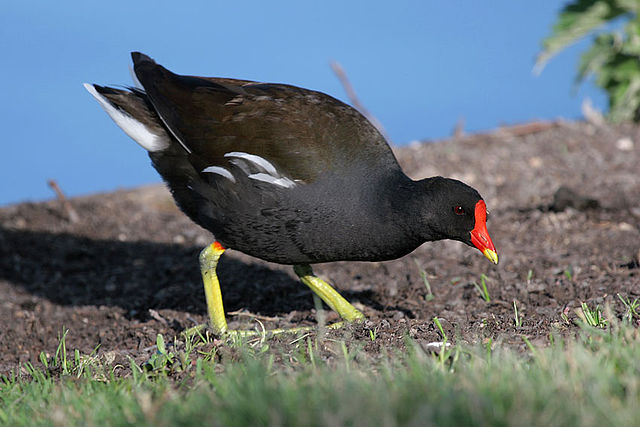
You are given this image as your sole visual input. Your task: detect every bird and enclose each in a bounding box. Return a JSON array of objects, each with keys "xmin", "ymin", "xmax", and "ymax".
[{"xmin": 84, "ymin": 52, "xmax": 498, "ymax": 335}]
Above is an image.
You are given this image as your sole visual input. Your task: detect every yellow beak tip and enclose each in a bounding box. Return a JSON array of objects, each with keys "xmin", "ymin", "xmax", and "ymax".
[{"xmin": 482, "ymin": 249, "xmax": 499, "ymax": 265}]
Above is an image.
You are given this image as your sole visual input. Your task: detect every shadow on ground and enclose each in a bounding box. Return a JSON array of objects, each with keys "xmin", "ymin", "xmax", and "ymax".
[{"xmin": 1, "ymin": 226, "xmax": 374, "ymax": 319}]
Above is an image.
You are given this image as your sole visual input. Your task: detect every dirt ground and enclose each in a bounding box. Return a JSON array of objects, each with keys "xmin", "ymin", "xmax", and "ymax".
[{"xmin": 1, "ymin": 120, "xmax": 639, "ymax": 375}]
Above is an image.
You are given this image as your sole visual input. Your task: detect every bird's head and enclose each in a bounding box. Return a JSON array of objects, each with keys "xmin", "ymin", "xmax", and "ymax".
[{"xmin": 418, "ymin": 177, "xmax": 498, "ymax": 264}]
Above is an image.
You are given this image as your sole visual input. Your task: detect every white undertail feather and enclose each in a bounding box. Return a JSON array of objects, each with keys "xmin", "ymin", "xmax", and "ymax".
[{"xmin": 83, "ymin": 83, "xmax": 170, "ymax": 152}]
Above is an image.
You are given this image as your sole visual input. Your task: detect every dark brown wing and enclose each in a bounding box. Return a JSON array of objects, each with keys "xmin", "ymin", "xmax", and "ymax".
[{"xmin": 131, "ymin": 52, "xmax": 398, "ymax": 183}]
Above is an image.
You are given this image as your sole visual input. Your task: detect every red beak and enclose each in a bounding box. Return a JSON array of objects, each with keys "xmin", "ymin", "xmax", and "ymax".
[{"xmin": 470, "ymin": 200, "xmax": 498, "ymax": 264}]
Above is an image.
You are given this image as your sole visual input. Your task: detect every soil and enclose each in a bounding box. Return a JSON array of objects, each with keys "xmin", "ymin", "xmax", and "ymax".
[{"xmin": 1, "ymin": 120, "xmax": 639, "ymax": 376}]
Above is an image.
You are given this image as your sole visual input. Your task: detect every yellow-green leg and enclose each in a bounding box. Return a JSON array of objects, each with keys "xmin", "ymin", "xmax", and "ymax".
[
  {"xmin": 293, "ymin": 264, "xmax": 365, "ymax": 322},
  {"xmin": 196, "ymin": 243, "xmax": 364, "ymax": 338},
  {"xmin": 199, "ymin": 242, "xmax": 228, "ymax": 334},
  {"xmin": 197, "ymin": 242, "xmax": 313, "ymax": 337}
]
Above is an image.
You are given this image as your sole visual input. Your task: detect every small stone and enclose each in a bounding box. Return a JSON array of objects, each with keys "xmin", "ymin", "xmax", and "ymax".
[
  {"xmin": 529, "ymin": 156, "xmax": 543, "ymax": 169},
  {"xmin": 526, "ymin": 281, "xmax": 546, "ymax": 293},
  {"xmin": 421, "ymin": 341, "xmax": 451, "ymax": 355},
  {"xmin": 615, "ymin": 137, "xmax": 634, "ymax": 151},
  {"xmin": 393, "ymin": 311, "xmax": 405, "ymax": 320},
  {"xmin": 618, "ymin": 222, "xmax": 635, "ymax": 232},
  {"xmin": 102, "ymin": 351, "xmax": 117, "ymax": 365}
]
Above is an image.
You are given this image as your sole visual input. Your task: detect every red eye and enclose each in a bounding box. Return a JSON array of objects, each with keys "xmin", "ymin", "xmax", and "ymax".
[{"xmin": 454, "ymin": 206, "xmax": 465, "ymax": 215}]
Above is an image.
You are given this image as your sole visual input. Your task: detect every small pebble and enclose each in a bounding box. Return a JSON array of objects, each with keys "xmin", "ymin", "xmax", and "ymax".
[
  {"xmin": 615, "ymin": 137, "xmax": 634, "ymax": 151},
  {"xmin": 393, "ymin": 311, "xmax": 405, "ymax": 320},
  {"xmin": 618, "ymin": 222, "xmax": 635, "ymax": 232},
  {"xmin": 529, "ymin": 156, "xmax": 543, "ymax": 168}
]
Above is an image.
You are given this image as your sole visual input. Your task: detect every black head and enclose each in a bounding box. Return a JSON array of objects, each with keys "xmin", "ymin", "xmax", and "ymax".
[{"xmin": 416, "ymin": 177, "xmax": 498, "ymax": 263}]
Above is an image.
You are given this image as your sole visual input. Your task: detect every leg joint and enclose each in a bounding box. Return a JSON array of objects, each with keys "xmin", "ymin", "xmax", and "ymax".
[
  {"xmin": 199, "ymin": 242, "xmax": 226, "ymax": 269},
  {"xmin": 293, "ymin": 264, "xmax": 313, "ymax": 277}
]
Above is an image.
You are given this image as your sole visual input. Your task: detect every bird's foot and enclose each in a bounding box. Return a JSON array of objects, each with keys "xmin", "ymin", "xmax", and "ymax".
[
  {"xmin": 294, "ymin": 264, "xmax": 366, "ymax": 322},
  {"xmin": 197, "ymin": 244, "xmax": 365, "ymax": 343},
  {"xmin": 182, "ymin": 320, "xmax": 351, "ymax": 342}
]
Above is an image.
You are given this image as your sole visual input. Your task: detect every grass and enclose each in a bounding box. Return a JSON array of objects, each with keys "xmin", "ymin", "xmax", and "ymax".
[
  {"xmin": 513, "ymin": 300, "xmax": 523, "ymax": 327},
  {"xmin": 473, "ymin": 273, "xmax": 491, "ymax": 302},
  {"xmin": 526, "ymin": 269, "xmax": 533, "ymax": 282},
  {"xmin": 2, "ymin": 321, "xmax": 640, "ymax": 426},
  {"xmin": 617, "ymin": 293, "xmax": 639, "ymax": 323},
  {"xmin": 578, "ymin": 302, "xmax": 608, "ymax": 329},
  {"xmin": 432, "ymin": 317, "xmax": 453, "ymax": 368},
  {"xmin": 564, "ymin": 266, "xmax": 574, "ymax": 281},
  {"xmin": 414, "ymin": 259, "xmax": 434, "ymax": 302}
]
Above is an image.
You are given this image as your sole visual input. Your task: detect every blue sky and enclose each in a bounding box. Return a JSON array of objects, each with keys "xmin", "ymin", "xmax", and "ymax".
[{"xmin": 1, "ymin": 1, "xmax": 607, "ymax": 206}]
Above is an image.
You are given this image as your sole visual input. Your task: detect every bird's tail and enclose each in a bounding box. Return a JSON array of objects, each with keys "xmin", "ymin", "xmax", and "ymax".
[{"xmin": 83, "ymin": 83, "xmax": 170, "ymax": 152}]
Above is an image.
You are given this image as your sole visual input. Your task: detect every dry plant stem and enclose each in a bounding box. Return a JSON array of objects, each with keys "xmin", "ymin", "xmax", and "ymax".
[
  {"xmin": 226, "ymin": 310, "xmax": 282, "ymax": 322},
  {"xmin": 47, "ymin": 179, "xmax": 79, "ymax": 223},
  {"xmin": 330, "ymin": 61, "xmax": 391, "ymax": 143}
]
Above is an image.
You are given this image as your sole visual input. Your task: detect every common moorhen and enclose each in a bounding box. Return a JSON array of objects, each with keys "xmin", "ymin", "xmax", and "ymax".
[{"xmin": 84, "ymin": 52, "xmax": 497, "ymax": 334}]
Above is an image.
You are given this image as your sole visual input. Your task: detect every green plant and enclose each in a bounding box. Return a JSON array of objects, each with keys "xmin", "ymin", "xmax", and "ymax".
[
  {"xmin": 617, "ymin": 293, "xmax": 640, "ymax": 322},
  {"xmin": 3, "ymin": 324, "xmax": 640, "ymax": 426},
  {"xmin": 579, "ymin": 302, "xmax": 608, "ymax": 328},
  {"xmin": 521, "ymin": 336, "xmax": 537, "ymax": 357},
  {"xmin": 473, "ymin": 274, "xmax": 491, "ymax": 302},
  {"xmin": 537, "ymin": 1, "xmax": 640, "ymax": 122},
  {"xmin": 564, "ymin": 267, "xmax": 574, "ymax": 281},
  {"xmin": 144, "ymin": 334, "xmax": 176, "ymax": 373},
  {"xmin": 340, "ymin": 341, "xmax": 351, "ymax": 372},
  {"xmin": 513, "ymin": 300, "xmax": 523, "ymax": 328},
  {"xmin": 485, "ymin": 337, "xmax": 492, "ymax": 358},
  {"xmin": 35, "ymin": 329, "xmax": 112, "ymax": 381},
  {"xmin": 414, "ymin": 259, "xmax": 434, "ymax": 302},
  {"xmin": 432, "ymin": 317, "xmax": 455, "ymax": 368}
]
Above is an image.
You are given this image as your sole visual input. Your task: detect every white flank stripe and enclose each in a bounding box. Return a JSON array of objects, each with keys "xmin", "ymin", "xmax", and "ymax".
[
  {"xmin": 227, "ymin": 158, "xmax": 252, "ymax": 175},
  {"xmin": 223, "ymin": 151, "xmax": 297, "ymax": 188},
  {"xmin": 202, "ymin": 166, "xmax": 236, "ymax": 182},
  {"xmin": 83, "ymin": 83, "xmax": 169, "ymax": 152},
  {"xmin": 224, "ymin": 152, "xmax": 278, "ymax": 175},
  {"xmin": 248, "ymin": 173, "xmax": 296, "ymax": 188}
]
